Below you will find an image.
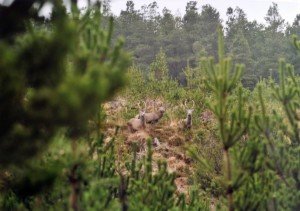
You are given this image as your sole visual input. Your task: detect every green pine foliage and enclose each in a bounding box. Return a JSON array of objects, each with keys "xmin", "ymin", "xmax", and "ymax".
[
  {"xmin": 1, "ymin": 1, "xmax": 300, "ymax": 211},
  {"xmin": 200, "ymin": 27, "xmax": 251, "ymax": 210},
  {"xmin": 149, "ymin": 48, "xmax": 169, "ymax": 81},
  {"xmin": 0, "ymin": 0, "xmax": 130, "ymax": 167},
  {"xmin": 124, "ymin": 141, "xmax": 205, "ymax": 210},
  {"xmin": 194, "ymin": 26, "xmax": 300, "ymax": 210},
  {"xmin": 113, "ymin": 1, "xmax": 300, "ymax": 89},
  {"xmin": 0, "ymin": 0, "xmax": 130, "ymax": 209}
]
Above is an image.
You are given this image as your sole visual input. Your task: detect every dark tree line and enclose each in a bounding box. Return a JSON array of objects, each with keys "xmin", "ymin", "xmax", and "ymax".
[{"xmin": 112, "ymin": 1, "xmax": 300, "ymax": 88}]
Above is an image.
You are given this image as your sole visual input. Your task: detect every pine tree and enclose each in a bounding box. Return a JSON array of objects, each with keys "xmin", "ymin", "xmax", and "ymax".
[
  {"xmin": 149, "ymin": 48, "xmax": 169, "ymax": 81},
  {"xmin": 230, "ymin": 29, "xmax": 256, "ymax": 88},
  {"xmin": 201, "ymin": 26, "xmax": 252, "ymax": 210},
  {"xmin": 0, "ymin": 0, "xmax": 130, "ymax": 207}
]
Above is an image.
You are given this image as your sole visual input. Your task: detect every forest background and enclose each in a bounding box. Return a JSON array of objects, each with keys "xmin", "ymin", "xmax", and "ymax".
[
  {"xmin": 110, "ymin": 0, "xmax": 300, "ymax": 88},
  {"xmin": 1, "ymin": 0, "xmax": 300, "ymax": 210}
]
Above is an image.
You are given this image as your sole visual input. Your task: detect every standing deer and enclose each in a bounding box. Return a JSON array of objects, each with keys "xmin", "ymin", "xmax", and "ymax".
[
  {"xmin": 136, "ymin": 100, "xmax": 165, "ymax": 124},
  {"xmin": 180, "ymin": 99, "xmax": 195, "ymax": 130},
  {"xmin": 145, "ymin": 106, "xmax": 165, "ymax": 124}
]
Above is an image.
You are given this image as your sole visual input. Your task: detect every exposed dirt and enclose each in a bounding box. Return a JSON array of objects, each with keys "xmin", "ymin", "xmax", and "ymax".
[{"xmin": 102, "ymin": 97, "xmax": 216, "ymax": 195}]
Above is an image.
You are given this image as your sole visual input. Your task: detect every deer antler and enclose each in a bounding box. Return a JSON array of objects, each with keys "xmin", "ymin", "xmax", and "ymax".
[
  {"xmin": 181, "ymin": 99, "xmax": 188, "ymax": 109},
  {"xmin": 139, "ymin": 100, "xmax": 147, "ymax": 111},
  {"xmin": 136, "ymin": 101, "xmax": 142, "ymax": 109},
  {"xmin": 136, "ymin": 100, "xmax": 146, "ymax": 111},
  {"xmin": 191, "ymin": 100, "xmax": 195, "ymax": 109},
  {"xmin": 143, "ymin": 100, "xmax": 147, "ymax": 111},
  {"xmin": 184, "ymin": 99, "xmax": 195, "ymax": 109}
]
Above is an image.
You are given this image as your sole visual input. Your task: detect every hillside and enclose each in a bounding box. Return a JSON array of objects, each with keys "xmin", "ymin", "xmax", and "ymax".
[{"xmin": 0, "ymin": 1, "xmax": 299, "ymax": 210}]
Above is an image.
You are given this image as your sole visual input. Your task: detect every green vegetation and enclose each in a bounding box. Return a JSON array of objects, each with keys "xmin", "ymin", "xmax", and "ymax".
[
  {"xmin": 114, "ymin": 1, "xmax": 300, "ymax": 89},
  {"xmin": 0, "ymin": 0, "xmax": 299, "ymax": 211}
]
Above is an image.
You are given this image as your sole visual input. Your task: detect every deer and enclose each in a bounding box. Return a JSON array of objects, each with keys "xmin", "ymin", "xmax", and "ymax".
[
  {"xmin": 127, "ymin": 110, "xmax": 146, "ymax": 133},
  {"xmin": 179, "ymin": 99, "xmax": 195, "ymax": 130},
  {"xmin": 135, "ymin": 100, "xmax": 166, "ymax": 124}
]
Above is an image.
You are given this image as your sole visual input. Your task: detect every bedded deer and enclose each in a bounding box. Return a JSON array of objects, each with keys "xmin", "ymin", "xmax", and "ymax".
[{"xmin": 127, "ymin": 110, "xmax": 146, "ymax": 133}]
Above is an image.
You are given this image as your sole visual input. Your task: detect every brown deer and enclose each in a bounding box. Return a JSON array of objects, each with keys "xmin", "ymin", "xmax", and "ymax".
[
  {"xmin": 136, "ymin": 100, "xmax": 165, "ymax": 124},
  {"xmin": 127, "ymin": 109, "xmax": 146, "ymax": 133},
  {"xmin": 179, "ymin": 99, "xmax": 195, "ymax": 130}
]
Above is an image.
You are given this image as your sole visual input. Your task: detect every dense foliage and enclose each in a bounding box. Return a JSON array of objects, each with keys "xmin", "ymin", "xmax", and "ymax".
[
  {"xmin": 0, "ymin": 0, "xmax": 300, "ymax": 211},
  {"xmin": 113, "ymin": 1, "xmax": 300, "ymax": 89}
]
